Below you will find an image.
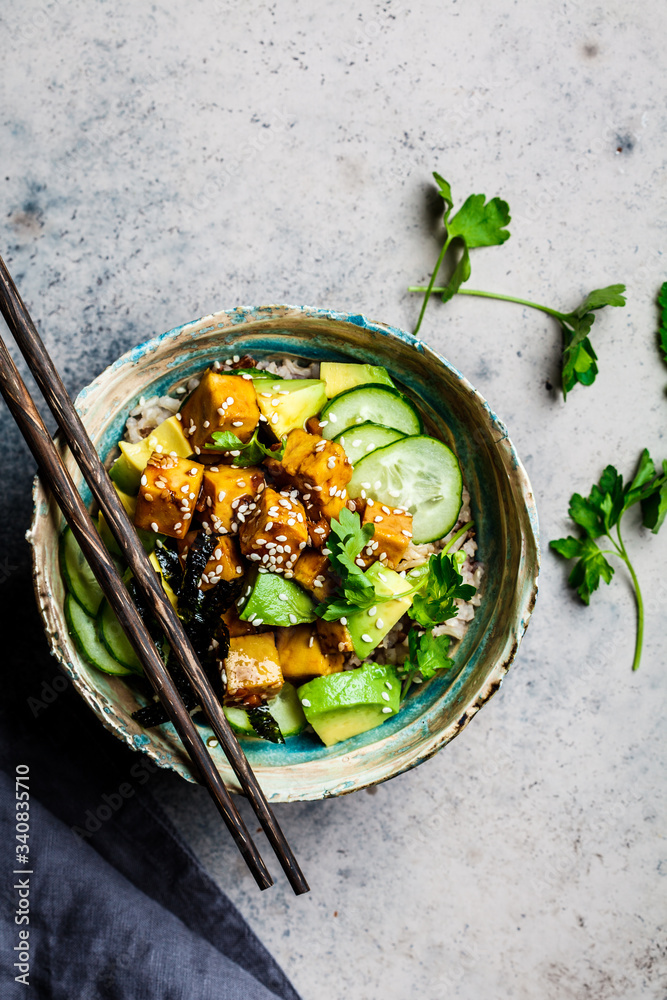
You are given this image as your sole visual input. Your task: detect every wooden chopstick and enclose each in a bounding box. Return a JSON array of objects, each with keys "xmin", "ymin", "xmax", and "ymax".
[{"xmin": 0, "ymin": 255, "xmax": 309, "ymax": 896}]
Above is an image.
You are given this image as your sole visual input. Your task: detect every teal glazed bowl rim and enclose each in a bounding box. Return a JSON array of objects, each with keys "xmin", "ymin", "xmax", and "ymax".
[{"xmin": 30, "ymin": 304, "xmax": 540, "ymax": 802}]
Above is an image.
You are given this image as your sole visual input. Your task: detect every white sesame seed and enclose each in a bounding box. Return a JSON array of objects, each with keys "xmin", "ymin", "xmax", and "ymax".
[
  {"xmin": 189, "ymin": 468, "xmax": 198, "ymax": 475},
  {"xmin": 173, "ymin": 522, "xmax": 182, "ymax": 530},
  {"xmin": 249, "ymin": 553, "xmax": 261, "ymax": 561},
  {"xmin": 381, "ymin": 505, "xmax": 391, "ymax": 515},
  {"xmin": 382, "ymin": 707, "xmax": 392, "ymax": 714},
  {"xmin": 322, "ymin": 547, "xmax": 332, "ymax": 555},
  {"xmin": 217, "ymin": 407, "xmax": 225, "ymax": 416},
  {"xmin": 289, "ymin": 613, "xmax": 297, "ymax": 624},
  {"xmin": 361, "ymin": 633, "xmax": 373, "ymax": 643},
  {"xmin": 385, "ymin": 681, "xmax": 393, "ymax": 689},
  {"xmin": 140, "ymin": 474, "xmax": 148, "ymax": 486},
  {"xmin": 236, "ymin": 565, "xmax": 243, "ymax": 573},
  {"xmin": 203, "ymin": 420, "xmax": 210, "ymax": 428},
  {"xmin": 232, "ymin": 421, "xmax": 244, "ymax": 427},
  {"xmin": 329, "ymin": 412, "xmax": 338, "ymax": 423},
  {"xmin": 376, "ymin": 618, "xmax": 384, "ymax": 628},
  {"xmin": 374, "ymin": 515, "xmax": 383, "ymax": 523},
  {"xmin": 265, "ymin": 521, "xmax": 273, "ymax": 530},
  {"xmin": 150, "ymin": 522, "xmax": 159, "ymax": 532},
  {"xmin": 401, "ymin": 530, "xmax": 413, "ymax": 537},
  {"xmin": 352, "ymin": 439, "xmax": 362, "ymax": 448},
  {"xmin": 308, "ymin": 635, "xmax": 314, "ymax": 648},
  {"xmin": 226, "ymin": 396, "xmax": 234, "ymax": 405},
  {"xmin": 366, "ymin": 498, "xmax": 375, "ymax": 507},
  {"xmin": 319, "ymin": 420, "xmax": 329, "ymax": 428},
  {"xmin": 144, "ymin": 493, "xmax": 154, "ymax": 502},
  {"xmin": 189, "ymin": 492, "xmax": 196, "ymax": 500},
  {"xmin": 254, "ymin": 618, "xmax": 263, "ymax": 626},
  {"xmin": 155, "ymin": 444, "xmax": 164, "ymax": 453},
  {"xmin": 232, "ymin": 355, "xmax": 240, "ymax": 363},
  {"xmin": 388, "ymin": 489, "xmax": 401, "ymax": 498},
  {"xmin": 279, "ymin": 593, "xmax": 289, "ymax": 601},
  {"xmin": 381, "ymin": 692, "xmax": 390, "ymax": 702},
  {"xmin": 230, "ymin": 450, "xmax": 240, "ymax": 457},
  {"xmin": 301, "ymin": 698, "xmax": 311, "ymax": 707},
  {"xmin": 259, "ymin": 414, "xmax": 268, "ymax": 422},
  {"xmin": 313, "ymin": 579, "xmax": 323, "ymax": 588},
  {"xmin": 183, "ymin": 513, "xmax": 191, "ymax": 520},
  {"xmin": 271, "ymin": 413, "xmax": 279, "ymax": 424},
  {"xmin": 367, "ymin": 606, "xmax": 377, "ymax": 616},
  {"xmin": 338, "ymin": 642, "xmax": 346, "ymax": 652}
]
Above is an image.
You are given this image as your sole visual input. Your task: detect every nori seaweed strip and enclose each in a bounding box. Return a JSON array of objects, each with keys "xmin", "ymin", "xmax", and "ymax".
[
  {"xmin": 153, "ymin": 539, "xmax": 183, "ymax": 593},
  {"xmin": 131, "ymin": 650, "xmax": 201, "ymax": 727},
  {"xmin": 127, "ymin": 577, "xmax": 164, "ymax": 646},
  {"xmin": 179, "ymin": 532, "xmax": 216, "ymax": 614},
  {"xmin": 247, "ymin": 706, "xmax": 285, "ymax": 744}
]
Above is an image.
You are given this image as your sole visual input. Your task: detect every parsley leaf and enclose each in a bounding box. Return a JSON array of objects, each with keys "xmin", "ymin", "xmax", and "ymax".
[
  {"xmin": 206, "ymin": 428, "xmax": 285, "ymax": 467},
  {"xmin": 408, "ymin": 550, "xmax": 476, "ymax": 629},
  {"xmin": 658, "ymin": 282, "xmax": 667, "ymax": 366},
  {"xmin": 412, "ymin": 173, "xmax": 510, "ymax": 331},
  {"xmin": 319, "ymin": 508, "xmax": 376, "ymax": 613},
  {"xmin": 401, "ymin": 630, "xmax": 454, "ymax": 698},
  {"xmin": 550, "ymin": 449, "xmax": 667, "ymax": 669},
  {"xmin": 409, "ymin": 173, "xmax": 626, "ymax": 399}
]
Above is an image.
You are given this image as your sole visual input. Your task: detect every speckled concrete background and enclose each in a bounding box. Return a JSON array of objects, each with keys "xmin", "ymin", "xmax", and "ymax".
[{"xmin": 2, "ymin": 1, "xmax": 666, "ymax": 997}]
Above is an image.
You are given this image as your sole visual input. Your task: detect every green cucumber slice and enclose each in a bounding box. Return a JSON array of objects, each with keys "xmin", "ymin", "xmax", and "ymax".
[
  {"xmin": 333, "ymin": 422, "xmax": 406, "ymax": 466},
  {"xmin": 97, "ymin": 599, "xmax": 150, "ymax": 674},
  {"xmin": 348, "ymin": 435, "xmax": 463, "ymax": 543},
  {"xmin": 65, "ymin": 592, "xmax": 134, "ymax": 676},
  {"xmin": 60, "ymin": 527, "xmax": 122, "ymax": 616},
  {"xmin": 319, "ymin": 385, "xmax": 422, "ymax": 440},
  {"xmin": 223, "ymin": 682, "xmax": 307, "ymax": 739}
]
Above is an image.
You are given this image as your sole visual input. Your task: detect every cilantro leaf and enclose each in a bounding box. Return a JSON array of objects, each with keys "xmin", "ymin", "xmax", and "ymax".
[
  {"xmin": 321, "ymin": 508, "xmax": 375, "ymax": 610},
  {"xmin": 410, "ymin": 630, "xmax": 454, "ymax": 680},
  {"xmin": 550, "ymin": 535, "xmax": 615, "ymax": 604},
  {"xmin": 658, "ymin": 282, "xmax": 667, "ymax": 366},
  {"xmin": 206, "ymin": 428, "xmax": 285, "ymax": 467},
  {"xmin": 559, "ymin": 285, "xmax": 627, "ymax": 398},
  {"xmin": 551, "ymin": 450, "xmax": 667, "ymax": 669},
  {"xmin": 408, "ymin": 550, "xmax": 476, "ymax": 629}
]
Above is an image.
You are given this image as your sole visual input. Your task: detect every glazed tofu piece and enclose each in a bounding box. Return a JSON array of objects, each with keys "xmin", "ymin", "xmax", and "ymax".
[
  {"xmin": 177, "ymin": 531, "xmax": 244, "ymax": 589},
  {"xmin": 275, "ymin": 625, "xmax": 344, "ymax": 681},
  {"xmin": 221, "ymin": 604, "xmax": 262, "ymax": 638},
  {"xmin": 238, "ymin": 486, "xmax": 308, "ymax": 575},
  {"xmin": 265, "ymin": 428, "xmax": 352, "ymax": 521},
  {"xmin": 315, "ymin": 617, "xmax": 354, "ymax": 655},
  {"xmin": 197, "ymin": 464, "xmax": 265, "ymax": 534},
  {"xmin": 134, "ymin": 453, "xmax": 204, "ymax": 540},
  {"xmin": 292, "ymin": 549, "xmax": 337, "ymax": 598},
  {"xmin": 179, "ymin": 370, "xmax": 260, "ymax": 456},
  {"xmin": 359, "ymin": 502, "xmax": 414, "ymax": 570},
  {"xmin": 223, "ymin": 633, "xmax": 283, "ymax": 707}
]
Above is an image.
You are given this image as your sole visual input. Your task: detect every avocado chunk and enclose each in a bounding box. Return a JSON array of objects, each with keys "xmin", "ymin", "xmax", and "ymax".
[
  {"xmin": 237, "ymin": 569, "xmax": 317, "ymax": 627},
  {"xmin": 347, "ymin": 562, "xmax": 413, "ymax": 659},
  {"xmin": 255, "ymin": 379, "xmax": 327, "ymax": 438},
  {"xmin": 297, "ymin": 663, "xmax": 400, "ymax": 746},
  {"xmin": 320, "ymin": 362, "xmax": 394, "ymax": 398},
  {"xmin": 109, "ymin": 415, "xmax": 192, "ymax": 494}
]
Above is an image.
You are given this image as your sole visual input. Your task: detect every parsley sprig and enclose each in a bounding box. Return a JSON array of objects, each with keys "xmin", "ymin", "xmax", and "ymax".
[
  {"xmin": 550, "ymin": 450, "xmax": 667, "ymax": 670},
  {"xmin": 409, "ymin": 173, "xmax": 626, "ymax": 399},
  {"xmin": 407, "ymin": 549, "xmax": 476, "ymax": 629},
  {"xmin": 206, "ymin": 428, "xmax": 285, "ymax": 467}
]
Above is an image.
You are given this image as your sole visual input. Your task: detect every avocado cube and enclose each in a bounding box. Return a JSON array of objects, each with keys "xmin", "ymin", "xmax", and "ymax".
[
  {"xmin": 109, "ymin": 414, "xmax": 192, "ymax": 494},
  {"xmin": 292, "ymin": 549, "xmax": 336, "ymax": 598},
  {"xmin": 198, "ymin": 465, "xmax": 265, "ymax": 534},
  {"xmin": 180, "ymin": 370, "xmax": 260, "ymax": 455},
  {"xmin": 265, "ymin": 428, "xmax": 352, "ymax": 520},
  {"xmin": 347, "ymin": 563, "xmax": 413, "ymax": 659},
  {"xmin": 360, "ymin": 501, "xmax": 413, "ymax": 569},
  {"xmin": 275, "ymin": 624, "xmax": 344, "ymax": 682},
  {"xmin": 238, "ymin": 486, "xmax": 308, "ymax": 574},
  {"xmin": 134, "ymin": 453, "xmax": 204, "ymax": 539},
  {"xmin": 237, "ymin": 569, "xmax": 316, "ymax": 627},
  {"xmin": 255, "ymin": 379, "xmax": 327, "ymax": 438},
  {"xmin": 297, "ymin": 663, "xmax": 400, "ymax": 746},
  {"xmin": 319, "ymin": 362, "xmax": 394, "ymax": 398},
  {"xmin": 177, "ymin": 531, "xmax": 244, "ymax": 588},
  {"xmin": 224, "ymin": 633, "xmax": 283, "ymax": 706}
]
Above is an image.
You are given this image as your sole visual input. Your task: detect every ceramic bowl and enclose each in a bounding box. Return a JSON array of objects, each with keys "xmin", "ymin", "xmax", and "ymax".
[{"xmin": 30, "ymin": 305, "xmax": 539, "ymax": 802}]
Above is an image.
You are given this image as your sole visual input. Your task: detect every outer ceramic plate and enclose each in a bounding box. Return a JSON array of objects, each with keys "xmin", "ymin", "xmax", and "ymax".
[{"xmin": 30, "ymin": 305, "xmax": 539, "ymax": 802}]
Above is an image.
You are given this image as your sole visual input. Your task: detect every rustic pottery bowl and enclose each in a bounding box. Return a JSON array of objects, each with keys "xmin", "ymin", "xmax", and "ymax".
[{"xmin": 31, "ymin": 305, "xmax": 539, "ymax": 802}]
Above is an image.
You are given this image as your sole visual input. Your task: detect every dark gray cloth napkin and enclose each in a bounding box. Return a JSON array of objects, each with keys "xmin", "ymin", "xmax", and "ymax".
[{"xmin": 0, "ymin": 569, "xmax": 302, "ymax": 1000}]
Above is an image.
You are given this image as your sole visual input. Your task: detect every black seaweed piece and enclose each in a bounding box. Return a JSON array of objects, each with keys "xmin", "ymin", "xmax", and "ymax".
[
  {"xmin": 153, "ymin": 539, "xmax": 184, "ymax": 593},
  {"xmin": 131, "ymin": 650, "xmax": 200, "ymax": 728},
  {"xmin": 247, "ymin": 706, "xmax": 285, "ymax": 745},
  {"xmin": 179, "ymin": 532, "xmax": 216, "ymax": 615},
  {"xmin": 126, "ymin": 577, "xmax": 164, "ymax": 646}
]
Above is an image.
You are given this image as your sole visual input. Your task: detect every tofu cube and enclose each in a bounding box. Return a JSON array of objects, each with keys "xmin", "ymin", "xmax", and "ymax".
[
  {"xmin": 179, "ymin": 370, "xmax": 260, "ymax": 456},
  {"xmin": 359, "ymin": 502, "xmax": 414, "ymax": 570},
  {"xmin": 223, "ymin": 633, "xmax": 283, "ymax": 706},
  {"xmin": 293, "ymin": 549, "xmax": 337, "ymax": 598},
  {"xmin": 221, "ymin": 604, "xmax": 262, "ymax": 638},
  {"xmin": 238, "ymin": 487, "xmax": 308, "ymax": 575},
  {"xmin": 315, "ymin": 617, "xmax": 354, "ymax": 654},
  {"xmin": 177, "ymin": 531, "xmax": 244, "ymax": 589},
  {"xmin": 197, "ymin": 465, "xmax": 265, "ymax": 534},
  {"xmin": 265, "ymin": 428, "xmax": 352, "ymax": 520},
  {"xmin": 134, "ymin": 453, "xmax": 204, "ymax": 539},
  {"xmin": 275, "ymin": 625, "xmax": 344, "ymax": 681}
]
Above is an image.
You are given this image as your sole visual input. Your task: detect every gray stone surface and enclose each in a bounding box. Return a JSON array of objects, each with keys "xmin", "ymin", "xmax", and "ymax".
[{"xmin": 2, "ymin": 1, "xmax": 666, "ymax": 997}]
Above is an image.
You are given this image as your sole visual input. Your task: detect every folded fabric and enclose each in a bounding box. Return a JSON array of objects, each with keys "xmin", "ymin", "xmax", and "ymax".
[{"xmin": 0, "ymin": 570, "xmax": 302, "ymax": 1000}]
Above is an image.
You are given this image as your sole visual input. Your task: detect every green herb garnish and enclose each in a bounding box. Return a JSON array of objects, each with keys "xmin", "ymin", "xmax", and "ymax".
[
  {"xmin": 206, "ymin": 428, "xmax": 285, "ymax": 466},
  {"xmin": 401, "ymin": 631, "xmax": 455, "ymax": 699},
  {"xmin": 407, "ymin": 549, "xmax": 476, "ymax": 629},
  {"xmin": 550, "ymin": 450, "xmax": 667, "ymax": 670},
  {"xmin": 409, "ymin": 173, "xmax": 626, "ymax": 399},
  {"xmin": 316, "ymin": 508, "xmax": 376, "ymax": 619}
]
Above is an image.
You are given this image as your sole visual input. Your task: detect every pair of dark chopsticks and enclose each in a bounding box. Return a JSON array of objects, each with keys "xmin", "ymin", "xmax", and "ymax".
[{"xmin": 0, "ymin": 255, "xmax": 308, "ymax": 895}]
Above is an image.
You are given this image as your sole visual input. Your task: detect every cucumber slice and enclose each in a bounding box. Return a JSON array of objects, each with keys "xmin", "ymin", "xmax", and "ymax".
[
  {"xmin": 348, "ymin": 436, "xmax": 463, "ymax": 543},
  {"xmin": 319, "ymin": 385, "xmax": 422, "ymax": 440},
  {"xmin": 65, "ymin": 592, "xmax": 134, "ymax": 676},
  {"xmin": 333, "ymin": 422, "xmax": 406, "ymax": 466},
  {"xmin": 223, "ymin": 682, "xmax": 307, "ymax": 739},
  {"xmin": 97, "ymin": 599, "xmax": 148, "ymax": 674},
  {"xmin": 60, "ymin": 527, "xmax": 121, "ymax": 616}
]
